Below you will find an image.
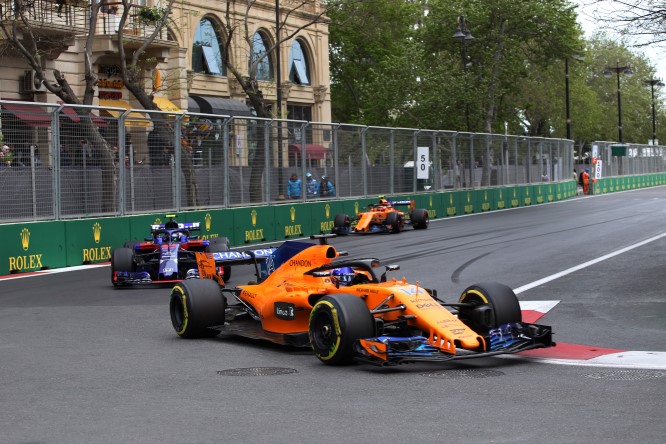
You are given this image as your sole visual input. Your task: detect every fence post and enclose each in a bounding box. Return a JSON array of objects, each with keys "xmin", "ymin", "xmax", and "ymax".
[{"xmin": 362, "ymin": 126, "xmax": 369, "ymax": 197}]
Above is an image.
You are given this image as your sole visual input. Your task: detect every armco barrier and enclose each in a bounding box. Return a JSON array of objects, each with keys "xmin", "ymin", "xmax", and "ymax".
[{"xmin": 2, "ymin": 177, "xmax": 665, "ymax": 276}]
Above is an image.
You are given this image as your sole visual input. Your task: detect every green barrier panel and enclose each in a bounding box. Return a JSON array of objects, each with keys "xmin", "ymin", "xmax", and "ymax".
[
  {"xmin": 183, "ymin": 209, "xmax": 237, "ymax": 245},
  {"xmin": 461, "ymin": 190, "xmax": 477, "ymax": 214},
  {"xmin": 522, "ymin": 185, "xmax": 534, "ymax": 206},
  {"xmin": 128, "ymin": 213, "xmax": 165, "ymax": 244},
  {"xmin": 65, "ymin": 217, "xmax": 130, "ymax": 266},
  {"xmin": 479, "ymin": 189, "xmax": 492, "ymax": 212},
  {"xmin": 343, "ymin": 198, "xmax": 377, "ymax": 219},
  {"xmin": 1, "ymin": 221, "xmax": 67, "ymax": 274},
  {"xmin": 422, "ymin": 193, "xmax": 441, "ymax": 220},
  {"xmin": 496, "ymin": 188, "xmax": 509, "ymax": 210},
  {"xmin": 507, "ymin": 187, "xmax": 522, "ymax": 208},
  {"xmin": 533, "ymin": 184, "xmax": 546, "ymax": 204},
  {"xmin": 441, "ymin": 191, "xmax": 462, "ymax": 216},
  {"xmin": 232, "ymin": 206, "xmax": 276, "ymax": 245},
  {"xmin": 312, "ymin": 200, "xmax": 348, "ymax": 235},
  {"xmin": 273, "ymin": 203, "xmax": 312, "ymax": 240}
]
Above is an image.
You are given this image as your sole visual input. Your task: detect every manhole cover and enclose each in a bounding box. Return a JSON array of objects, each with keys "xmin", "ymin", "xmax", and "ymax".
[
  {"xmin": 421, "ymin": 369, "xmax": 504, "ymax": 379},
  {"xmin": 217, "ymin": 367, "xmax": 298, "ymax": 377},
  {"xmin": 585, "ymin": 370, "xmax": 666, "ymax": 381}
]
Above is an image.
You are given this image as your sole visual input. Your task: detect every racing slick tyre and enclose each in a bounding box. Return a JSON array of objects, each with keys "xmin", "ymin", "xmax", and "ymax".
[
  {"xmin": 170, "ymin": 279, "xmax": 226, "ymax": 339},
  {"xmin": 411, "ymin": 209, "xmax": 429, "ymax": 229},
  {"xmin": 309, "ymin": 294, "xmax": 374, "ymax": 365},
  {"xmin": 385, "ymin": 212, "xmax": 402, "ymax": 233},
  {"xmin": 457, "ymin": 283, "xmax": 522, "ymax": 335},
  {"xmin": 111, "ymin": 248, "xmax": 135, "ymax": 287},
  {"xmin": 206, "ymin": 237, "xmax": 232, "ymax": 281},
  {"xmin": 333, "ymin": 213, "xmax": 350, "ymax": 235}
]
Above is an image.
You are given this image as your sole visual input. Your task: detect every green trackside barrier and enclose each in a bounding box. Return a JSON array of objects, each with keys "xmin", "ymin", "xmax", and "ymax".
[
  {"xmin": 496, "ymin": 188, "xmax": 509, "ymax": 210},
  {"xmin": 312, "ymin": 200, "xmax": 349, "ymax": 235},
  {"xmin": 128, "ymin": 213, "xmax": 165, "ymax": 243},
  {"xmin": 507, "ymin": 187, "xmax": 522, "ymax": 208},
  {"xmin": 522, "ymin": 185, "xmax": 534, "ymax": 206},
  {"xmin": 343, "ymin": 198, "xmax": 378, "ymax": 220},
  {"xmin": 183, "ymin": 209, "xmax": 237, "ymax": 244},
  {"xmin": 479, "ymin": 189, "xmax": 492, "ymax": 212},
  {"xmin": 65, "ymin": 217, "xmax": 130, "ymax": 266},
  {"xmin": 232, "ymin": 205, "xmax": 276, "ymax": 245},
  {"xmin": 1, "ymin": 221, "xmax": 67, "ymax": 275},
  {"xmin": 544, "ymin": 183, "xmax": 556, "ymax": 202},
  {"xmin": 420, "ymin": 193, "xmax": 441, "ymax": 220},
  {"xmin": 442, "ymin": 191, "xmax": 461, "ymax": 216},
  {"xmin": 460, "ymin": 190, "xmax": 477, "ymax": 214},
  {"xmin": 273, "ymin": 202, "xmax": 312, "ymax": 240}
]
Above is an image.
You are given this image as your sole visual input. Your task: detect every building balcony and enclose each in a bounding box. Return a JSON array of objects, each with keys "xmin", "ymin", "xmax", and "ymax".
[
  {"xmin": 95, "ymin": 3, "xmax": 176, "ymax": 50},
  {"xmin": 0, "ymin": 0, "xmax": 90, "ymax": 36}
]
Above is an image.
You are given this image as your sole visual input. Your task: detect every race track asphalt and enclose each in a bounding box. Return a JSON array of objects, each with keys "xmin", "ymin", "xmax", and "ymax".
[{"xmin": 1, "ymin": 187, "xmax": 665, "ymax": 443}]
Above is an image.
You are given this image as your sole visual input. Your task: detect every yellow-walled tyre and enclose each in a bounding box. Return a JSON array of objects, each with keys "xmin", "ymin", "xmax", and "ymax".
[
  {"xmin": 170, "ymin": 279, "xmax": 226, "ymax": 339},
  {"xmin": 309, "ymin": 294, "xmax": 374, "ymax": 365},
  {"xmin": 458, "ymin": 282, "xmax": 521, "ymax": 335}
]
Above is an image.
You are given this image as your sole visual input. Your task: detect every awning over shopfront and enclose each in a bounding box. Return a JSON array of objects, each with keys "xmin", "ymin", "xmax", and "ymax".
[
  {"xmin": 1, "ymin": 101, "xmax": 52, "ymax": 127},
  {"xmin": 288, "ymin": 144, "xmax": 329, "ymax": 160},
  {"xmin": 189, "ymin": 95, "xmax": 253, "ymax": 117},
  {"xmin": 153, "ymin": 97, "xmax": 183, "ymax": 113},
  {"xmin": 99, "ymin": 99, "xmax": 151, "ymax": 127},
  {"xmin": 57, "ymin": 103, "xmax": 107, "ymax": 126},
  {"xmin": 187, "ymin": 96, "xmax": 200, "ymax": 113}
]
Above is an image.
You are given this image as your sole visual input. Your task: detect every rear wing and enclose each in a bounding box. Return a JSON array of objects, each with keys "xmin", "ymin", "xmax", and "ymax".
[
  {"xmin": 389, "ymin": 199, "xmax": 415, "ymax": 211},
  {"xmin": 150, "ymin": 222, "xmax": 201, "ymax": 232}
]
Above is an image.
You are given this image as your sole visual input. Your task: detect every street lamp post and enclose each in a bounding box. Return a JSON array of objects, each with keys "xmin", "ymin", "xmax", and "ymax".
[
  {"xmin": 644, "ymin": 78, "xmax": 664, "ymax": 145},
  {"xmin": 565, "ymin": 57, "xmax": 571, "ymax": 140},
  {"xmin": 275, "ymin": 0, "xmax": 284, "ymax": 195},
  {"xmin": 452, "ymin": 15, "xmax": 474, "ymax": 131},
  {"xmin": 603, "ymin": 63, "xmax": 633, "ymax": 143}
]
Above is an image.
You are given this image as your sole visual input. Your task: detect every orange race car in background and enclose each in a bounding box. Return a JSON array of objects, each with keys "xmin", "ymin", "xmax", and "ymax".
[
  {"xmin": 332, "ymin": 197, "xmax": 429, "ymax": 235},
  {"xmin": 169, "ymin": 235, "xmax": 553, "ymax": 366}
]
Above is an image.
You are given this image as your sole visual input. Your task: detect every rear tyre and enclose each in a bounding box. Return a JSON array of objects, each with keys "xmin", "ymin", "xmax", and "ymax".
[
  {"xmin": 333, "ymin": 213, "xmax": 350, "ymax": 235},
  {"xmin": 411, "ymin": 209, "xmax": 429, "ymax": 229},
  {"xmin": 111, "ymin": 248, "xmax": 135, "ymax": 287},
  {"xmin": 309, "ymin": 294, "xmax": 374, "ymax": 365},
  {"xmin": 385, "ymin": 212, "xmax": 402, "ymax": 233},
  {"xmin": 170, "ymin": 279, "xmax": 226, "ymax": 339},
  {"xmin": 457, "ymin": 282, "xmax": 522, "ymax": 335},
  {"xmin": 206, "ymin": 237, "xmax": 231, "ymax": 281}
]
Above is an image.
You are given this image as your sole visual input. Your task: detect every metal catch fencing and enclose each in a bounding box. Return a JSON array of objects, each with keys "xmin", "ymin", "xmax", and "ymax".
[{"xmin": 4, "ymin": 99, "xmax": 661, "ymax": 223}]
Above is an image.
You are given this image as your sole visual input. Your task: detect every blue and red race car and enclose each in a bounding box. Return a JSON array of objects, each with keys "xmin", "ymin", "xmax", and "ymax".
[{"xmin": 111, "ymin": 215, "xmax": 234, "ymax": 287}]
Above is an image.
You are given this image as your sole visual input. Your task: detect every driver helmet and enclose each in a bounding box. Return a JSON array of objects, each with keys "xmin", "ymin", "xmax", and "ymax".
[
  {"xmin": 379, "ymin": 198, "xmax": 390, "ymax": 206},
  {"xmin": 331, "ymin": 267, "xmax": 355, "ymax": 286}
]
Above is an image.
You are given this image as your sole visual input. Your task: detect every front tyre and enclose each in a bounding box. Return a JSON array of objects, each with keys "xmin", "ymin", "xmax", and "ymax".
[
  {"xmin": 111, "ymin": 247, "xmax": 134, "ymax": 287},
  {"xmin": 170, "ymin": 279, "xmax": 226, "ymax": 339},
  {"xmin": 309, "ymin": 294, "xmax": 374, "ymax": 365},
  {"xmin": 457, "ymin": 282, "xmax": 521, "ymax": 335},
  {"xmin": 333, "ymin": 213, "xmax": 350, "ymax": 235},
  {"xmin": 385, "ymin": 212, "xmax": 402, "ymax": 233}
]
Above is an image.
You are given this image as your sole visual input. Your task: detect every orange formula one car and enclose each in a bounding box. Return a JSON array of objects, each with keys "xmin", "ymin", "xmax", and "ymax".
[
  {"xmin": 169, "ymin": 236, "xmax": 553, "ymax": 366},
  {"xmin": 332, "ymin": 197, "xmax": 428, "ymax": 235}
]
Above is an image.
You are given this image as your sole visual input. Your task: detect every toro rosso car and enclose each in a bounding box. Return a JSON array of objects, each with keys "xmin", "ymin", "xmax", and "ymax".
[
  {"xmin": 169, "ymin": 235, "xmax": 553, "ymax": 366},
  {"xmin": 111, "ymin": 215, "xmax": 237, "ymax": 287},
  {"xmin": 332, "ymin": 197, "xmax": 428, "ymax": 235}
]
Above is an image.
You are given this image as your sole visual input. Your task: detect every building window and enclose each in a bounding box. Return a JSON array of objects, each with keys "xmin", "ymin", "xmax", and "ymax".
[
  {"xmin": 192, "ymin": 18, "xmax": 226, "ymax": 76},
  {"xmin": 287, "ymin": 104, "xmax": 312, "ymax": 145},
  {"xmin": 250, "ymin": 32, "xmax": 273, "ymax": 81},
  {"xmin": 289, "ymin": 40, "xmax": 310, "ymax": 85}
]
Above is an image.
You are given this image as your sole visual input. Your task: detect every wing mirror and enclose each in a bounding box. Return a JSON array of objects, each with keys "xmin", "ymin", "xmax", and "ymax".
[{"xmin": 380, "ymin": 264, "xmax": 400, "ymax": 282}]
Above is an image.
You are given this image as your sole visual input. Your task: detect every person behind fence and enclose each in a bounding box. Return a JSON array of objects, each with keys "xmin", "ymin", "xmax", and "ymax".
[
  {"xmin": 319, "ymin": 175, "xmax": 335, "ymax": 197},
  {"xmin": 305, "ymin": 172, "xmax": 319, "ymax": 198},
  {"xmin": 582, "ymin": 168, "xmax": 590, "ymax": 194},
  {"xmin": 287, "ymin": 173, "xmax": 302, "ymax": 199}
]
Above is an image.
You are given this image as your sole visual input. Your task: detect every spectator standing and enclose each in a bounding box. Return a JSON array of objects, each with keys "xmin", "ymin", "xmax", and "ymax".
[
  {"xmin": 319, "ymin": 175, "xmax": 335, "ymax": 197},
  {"xmin": 582, "ymin": 168, "xmax": 590, "ymax": 194},
  {"xmin": 287, "ymin": 173, "xmax": 302, "ymax": 199},
  {"xmin": 305, "ymin": 172, "xmax": 319, "ymax": 198}
]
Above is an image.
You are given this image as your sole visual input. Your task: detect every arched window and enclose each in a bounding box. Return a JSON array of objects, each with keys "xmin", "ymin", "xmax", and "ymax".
[
  {"xmin": 192, "ymin": 18, "xmax": 226, "ymax": 76},
  {"xmin": 289, "ymin": 40, "xmax": 310, "ymax": 85},
  {"xmin": 250, "ymin": 32, "xmax": 273, "ymax": 81}
]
